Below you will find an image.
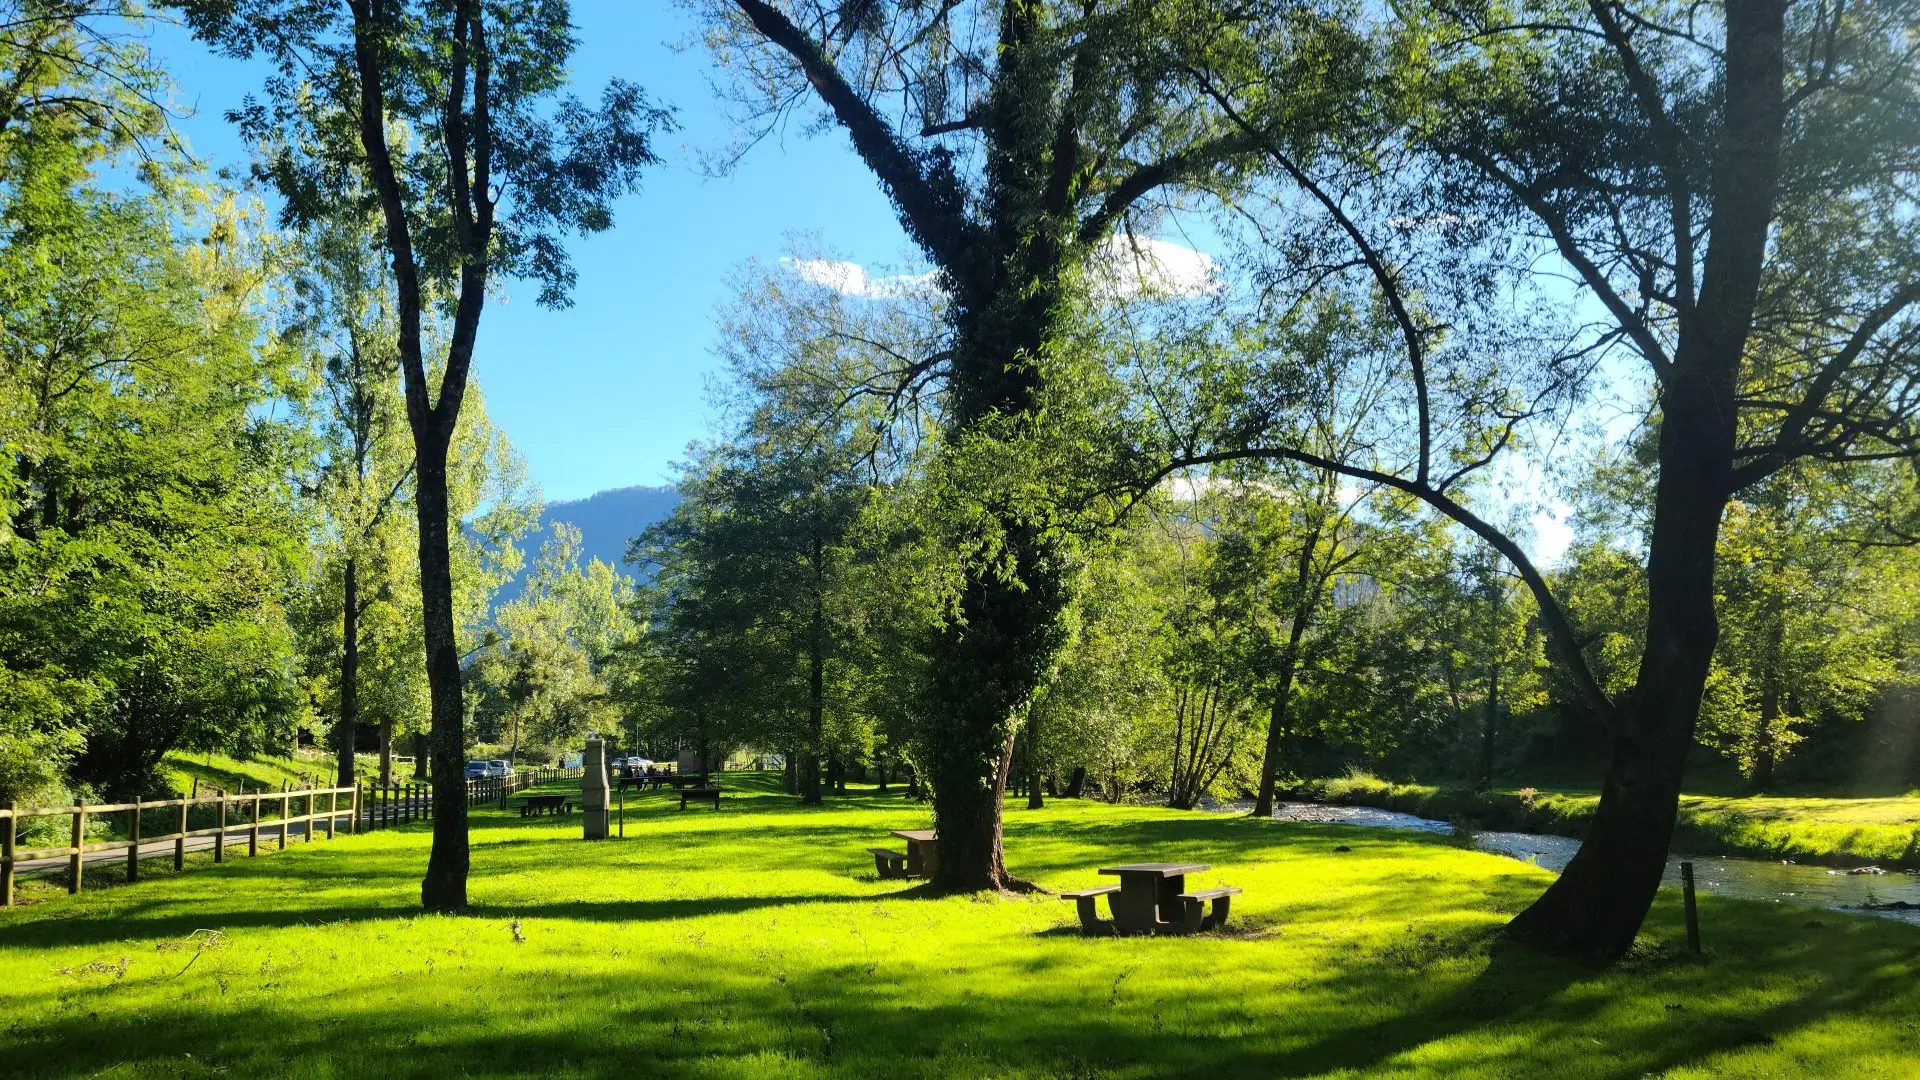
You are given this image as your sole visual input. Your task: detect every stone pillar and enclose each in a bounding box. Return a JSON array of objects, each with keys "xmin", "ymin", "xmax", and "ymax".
[{"xmin": 582, "ymin": 736, "xmax": 610, "ymax": 840}]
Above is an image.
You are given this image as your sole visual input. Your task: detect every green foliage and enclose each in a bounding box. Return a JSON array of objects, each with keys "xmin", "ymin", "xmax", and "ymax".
[
  {"xmin": 0, "ymin": 16, "xmax": 315, "ymax": 800},
  {"xmin": 470, "ymin": 523, "xmax": 635, "ymax": 756}
]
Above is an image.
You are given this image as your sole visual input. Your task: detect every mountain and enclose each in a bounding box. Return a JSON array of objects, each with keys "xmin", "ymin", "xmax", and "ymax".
[
  {"xmin": 494, "ymin": 484, "xmax": 680, "ymax": 605},
  {"xmin": 540, "ymin": 484, "xmax": 680, "ymax": 571}
]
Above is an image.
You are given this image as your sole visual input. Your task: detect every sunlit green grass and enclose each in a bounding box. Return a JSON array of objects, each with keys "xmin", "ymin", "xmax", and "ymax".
[
  {"xmin": 2, "ymin": 773, "xmax": 1917, "ymax": 1078},
  {"xmin": 160, "ymin": 750, "xmax": 336, "ymax": 796}
]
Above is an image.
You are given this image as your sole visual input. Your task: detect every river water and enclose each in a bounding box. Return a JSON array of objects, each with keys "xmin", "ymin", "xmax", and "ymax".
[{"xmin": 1247, "ymin": 801, "xmax": 1920, "ymax": 925}]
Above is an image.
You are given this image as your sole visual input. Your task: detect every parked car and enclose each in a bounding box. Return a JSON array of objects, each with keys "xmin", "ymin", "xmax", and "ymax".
[
  {"xmin": 490, "ymin": 759, "xmax": 513, "ymax": 778},
  {"xmin": 464, "ymin": 761, "xmax": 491, "ymax": 779},
  {"xmin": 610, "ymin": 757, "xmax": 627, "ymax": 772}
]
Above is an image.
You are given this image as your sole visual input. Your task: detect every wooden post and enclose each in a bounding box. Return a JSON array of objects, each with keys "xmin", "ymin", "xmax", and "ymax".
[
  {"xmin": 1681, "ymin": 861, "xmax": 1702, "ymax": 954},
  {"xmin": 1, "ymin": 801, "xmax": 14, "ymax": 907},
  {"xmin": 249, "ymin": 789, "xmax": 260, "ymax": 857},
  {"xmin": 351, "ymin": 784, "xmax": 361, "ymax": 835},
  {"xmin": 278, "ymin": 786, "xmax": 289, "ymax": 850},
  {"xmin": 618, "ymin": 785, "xmax": 625, "ymax": 838},
  {"xmin": 326, "ymin": 789, "xmax": 337, "ymax": 840},
  {"xmin": 127, "ymin": 799, "xmax": 141, "ymax": 883},
  {"xmin": 174, "ymin": 797, "xmax": 187, "ymax": 871},
  {"xmin": 69, "ymin": 805, "xmax": 84, "ymax": 895},
  {"xmin": 214, "ymin": 791, "xmax": 227, "ymax": 863}
]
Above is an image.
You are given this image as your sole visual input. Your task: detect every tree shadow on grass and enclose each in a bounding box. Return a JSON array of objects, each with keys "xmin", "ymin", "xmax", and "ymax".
[{"xmin": 0, "ymin": 889, "xmax": 901, "ymax": 953}]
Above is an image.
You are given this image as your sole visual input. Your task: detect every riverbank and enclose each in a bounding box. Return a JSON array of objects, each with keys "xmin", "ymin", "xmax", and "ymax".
[{"xmin": 1280, "ymin": 775, "xmax": 1920, "ymax": 870}]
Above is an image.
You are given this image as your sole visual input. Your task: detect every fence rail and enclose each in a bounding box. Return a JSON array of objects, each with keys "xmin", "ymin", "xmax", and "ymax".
[{"xmin": 0, "ymin": 764, "xmax": 585, "ymax": 906}]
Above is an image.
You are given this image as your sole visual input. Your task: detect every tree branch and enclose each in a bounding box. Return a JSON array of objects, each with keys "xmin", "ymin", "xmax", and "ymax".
[
  {"xmin": 732, "ymin": 0, "xmax": 976, "ymax": 271},
  {"xmin": 1133, "ymin": 447, "xmax": 1618, "ymax": 726}
]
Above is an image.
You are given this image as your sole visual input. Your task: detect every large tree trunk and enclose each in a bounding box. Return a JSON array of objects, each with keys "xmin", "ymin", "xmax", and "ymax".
[
  {"xmin": 1064, "ymin": 767, "xmax": 1085, "ymax": 799},
  {"xmin": 336, "ymin": 557, "xmax": 359, "ymax": 788},
  {"xmin": 1506, "ymin": 0, "xmax": 1785, "ymax": 958},
  {"xmin": 926, "ymin": 524, "xmax": 1067, "ymax": 890},
  {"xmin": 415, "ymin": 432, "xmax": 470, "ymax": 911}
]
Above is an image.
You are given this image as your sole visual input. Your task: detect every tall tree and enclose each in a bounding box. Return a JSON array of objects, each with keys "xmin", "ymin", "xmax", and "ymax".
[
  {"xmin": 1148, "ymin": 0, "xmax": 1920, "ymax": 956},
  {"xmin": 180, "ymin": 0, "xmax": 670, "ymax": 908},
  {"xmin": 700, "ymin": 0, "xmax": 1352, "ymax": 889}
]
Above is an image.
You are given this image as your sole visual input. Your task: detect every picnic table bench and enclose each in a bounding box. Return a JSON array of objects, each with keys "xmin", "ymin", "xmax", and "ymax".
[
  {"xmin": 890, "ymin": 830, "xmax": 938, "ymax": 878},
  {"xmin": 1062, "ymin": 863, "xmax": 1242, "ymax": 936},
  {"xmin": 679, "ymin": 787, "xmax": 721, "ymax": 811},
  {"xmin": 867, "ymin": 847, "xmax": 910, "ymax": 879},
  {"xmin": 515, "ymin": 793, "xmax": 573, "ymax": 817}
]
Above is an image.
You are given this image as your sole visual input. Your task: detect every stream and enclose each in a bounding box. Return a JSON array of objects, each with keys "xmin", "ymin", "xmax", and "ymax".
[{"xmin": 1250, "ymin": 801, "xmax": 1920, "ymax": 925}]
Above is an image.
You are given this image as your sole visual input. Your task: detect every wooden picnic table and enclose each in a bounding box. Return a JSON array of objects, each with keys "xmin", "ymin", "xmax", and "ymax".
[
  {"xmin": 516, "ymin": 793, "xmax": 573, "ymax": 817},
  {"xmin": 1062, "ymin": 862, "xmax": 1241, "ymax": 936},
  {"xmin": 1101, "ymin": 863, "xmax": 1205, "ymax": 933},
  {"xmin": 679, "ymin": 787, "xmax": 721, "ymax": 811},
  {"xmin": 890, "ymin": 830, "xmax": 939, "ymax": 879}
]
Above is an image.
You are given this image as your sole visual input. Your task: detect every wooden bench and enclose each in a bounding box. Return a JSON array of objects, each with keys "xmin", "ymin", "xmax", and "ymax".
[
  {"xmin": 1177, "ymin": 886, "xmax": 1242, "ymax": 933},
  {"xmin": 1061, "ymin": 884, "xmax": 1121, "ymax": 935},
  {"xmin": 867, "ymin": 847, "xmax": 910, "ymax": 879},
  {"xmin": 516, "ymin": 794, "xmax": 572, "ymax": 817},
  {"xmin": 679, "ymin": 787, "xmax": 721, "ymax": 811}
]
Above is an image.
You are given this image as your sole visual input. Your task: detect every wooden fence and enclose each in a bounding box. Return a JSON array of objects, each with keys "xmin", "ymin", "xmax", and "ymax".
[{"xmin": 0, "ymin": 765, "xmax": 585, "ymax": 906}]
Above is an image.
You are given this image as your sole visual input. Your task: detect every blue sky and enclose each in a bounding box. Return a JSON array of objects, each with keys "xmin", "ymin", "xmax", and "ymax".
[{"xmin": 150, "ymin": 2, "xmax": 911, "ymax": 503}]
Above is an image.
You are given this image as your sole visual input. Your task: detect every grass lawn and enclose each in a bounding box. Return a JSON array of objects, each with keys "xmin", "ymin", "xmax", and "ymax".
[
  {"xmin": 3, "ymin": 774, "xmax": 1918, "ymax": 1079},
  {"xmin": 159, "ymin": 750, "xmax": 338, "ymax": 797},
  {"xmin": 1289, "ymin": 775, "xmax": 1920, "ymax": 869}
]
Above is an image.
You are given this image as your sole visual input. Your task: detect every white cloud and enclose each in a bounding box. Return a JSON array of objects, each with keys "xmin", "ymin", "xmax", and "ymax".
[
  {"xmin": 1530, "ymin": 505, "xmax": 1574, "ymax": 568},
  {"xmin": 784, "ymin": 236, "xmax": 1217, "ymax": 304},
  {"xmin": 1094, "ymin": 235, "xmax": 1219, "ymax": 299},
  {"xmin": 785, "ymin": 258, "xmax": 937, "ymax": 299}
]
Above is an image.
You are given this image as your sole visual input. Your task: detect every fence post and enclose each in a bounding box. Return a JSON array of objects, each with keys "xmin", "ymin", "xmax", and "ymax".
[
  {"xmin": 1, "ymin": 801, "xmax": 13, "ymax": 907},
  {"xmin": 1681, "ymin": 861, "xmax": 1702, "ymax": 953},
  {"xmin": 351, "ymin": 784, "xmax": 361, "ymax": 835},
  {"xmin": 214, "ymin": 791, "xmax": 227, "ymax": 863},
  {"xmin": 127, "ymin": 799, "xmax": 142, "ymax": 883},
  {"xmin": 249, "ymin": 789, "xmax": 260, "ymax": 857},
  {"xmin": 174, "ymin": 797, "xmax": 187, "ymax": 871},
  {"xmin": 278, "ymin": 786, "xmax": 289, "ymax": 850},
  {"xmin": 327, "ymin": 789, "xmax": 337, "ymax": 840},
  {"xmin": 68, "ymin": 805, "xmax": 84, "ymax": 895}
]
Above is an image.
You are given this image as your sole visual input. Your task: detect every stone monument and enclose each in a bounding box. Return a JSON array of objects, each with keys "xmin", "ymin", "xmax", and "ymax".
[{"xmin": 582, "ymin": 736, "xmax": 610, "ymax": 840}]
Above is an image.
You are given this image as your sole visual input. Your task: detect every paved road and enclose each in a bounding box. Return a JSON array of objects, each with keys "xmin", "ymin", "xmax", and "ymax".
[{"xmin": 10, "ymin": 799, "xmax": 431, "ymax": 878}]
